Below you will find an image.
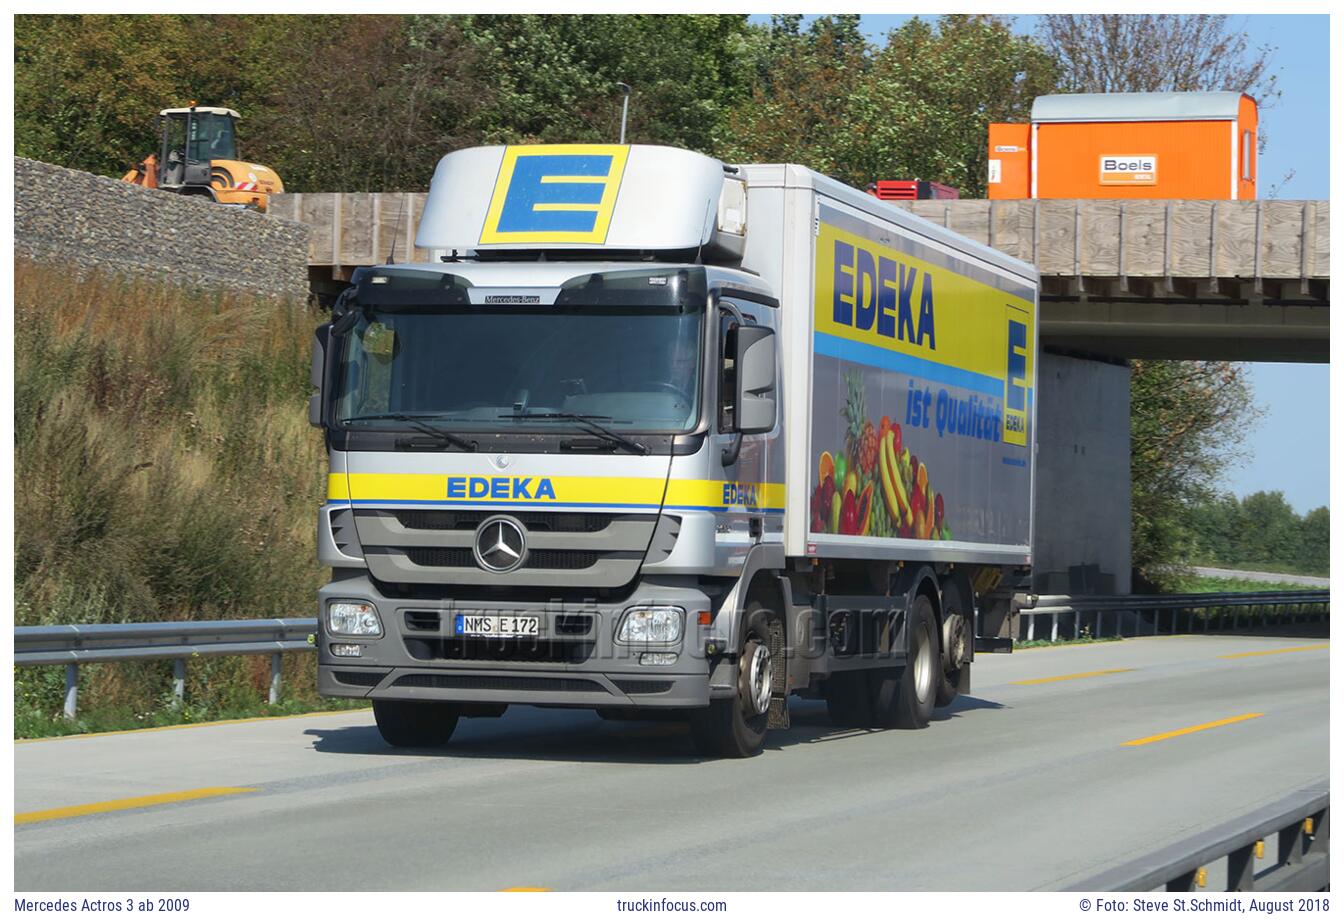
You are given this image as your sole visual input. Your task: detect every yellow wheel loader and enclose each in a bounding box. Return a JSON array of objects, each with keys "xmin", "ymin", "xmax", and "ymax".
[{"xmin": 122, "ymin": 105, "xmax": 283, "ymax": 212}]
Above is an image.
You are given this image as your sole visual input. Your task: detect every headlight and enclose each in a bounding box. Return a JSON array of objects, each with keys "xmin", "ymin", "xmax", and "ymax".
[
  {"xmin": 617, "ymin": 606, "xmax": 684, "ymax": 643},
  {"xmin": 327, "ymin": 601, "xmax": 383, "ymax": 637}
]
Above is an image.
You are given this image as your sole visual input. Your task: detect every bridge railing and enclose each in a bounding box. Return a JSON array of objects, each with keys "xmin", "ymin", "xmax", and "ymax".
[
  {"xmin": 1068, "ymin": 784, "xmax": 1329, "ymax": 892},
  {"xmin": 1016, "ymin": 590, "xmax": 1330, "ymax": 642}
]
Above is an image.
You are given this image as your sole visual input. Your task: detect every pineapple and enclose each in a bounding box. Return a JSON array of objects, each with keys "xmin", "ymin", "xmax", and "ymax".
[{"xmin": 843, "ymin": 372, "xmax": 877, "ymax": 475}]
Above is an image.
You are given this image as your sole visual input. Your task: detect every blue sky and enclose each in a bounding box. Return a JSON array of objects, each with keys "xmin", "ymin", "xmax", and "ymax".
[{"xmin": 750, "ymin": 14, "xmax": 1330, "ymax": 512}]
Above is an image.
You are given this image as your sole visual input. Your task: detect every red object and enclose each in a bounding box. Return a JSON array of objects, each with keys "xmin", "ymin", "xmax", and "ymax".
[{"xmin": 867, "ymin": 180, "xmax": 960, "ymax": 201}]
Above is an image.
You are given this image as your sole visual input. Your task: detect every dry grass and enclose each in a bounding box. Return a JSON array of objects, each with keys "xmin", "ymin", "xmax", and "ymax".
[{"xmin": 14, "ymin": 258, "xmax": 331, "ymax": 729}]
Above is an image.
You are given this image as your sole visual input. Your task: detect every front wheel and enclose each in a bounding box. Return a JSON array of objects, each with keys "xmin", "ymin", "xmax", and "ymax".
[
  {"xmin": 372, "ymin": 700, "xmax": 460, "ymax": 747},
  {"xmin": 689, "ymin": 604, "xmax": 773, "ymax": 758}
]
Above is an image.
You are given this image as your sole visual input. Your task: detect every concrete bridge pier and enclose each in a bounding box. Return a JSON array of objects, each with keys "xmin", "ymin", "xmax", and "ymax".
[{"xmin": 1032, "ymin": 352, "xmax": 1132, "ymax": 595}]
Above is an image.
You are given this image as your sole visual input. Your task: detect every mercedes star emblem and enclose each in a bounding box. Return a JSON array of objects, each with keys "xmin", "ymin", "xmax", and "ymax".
[{"xmin": 473, "ymin": 516, "xmax": 527, "ymax": 573}]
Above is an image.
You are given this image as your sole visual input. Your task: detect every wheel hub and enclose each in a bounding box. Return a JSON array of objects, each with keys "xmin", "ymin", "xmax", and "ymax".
[
  {"xmin": 740, "ymin": 641, "xmax": 772, "ymax": 716},
  {"xmin": 913, "ymin": 624, "xmax": 934, "ymax": 705}
]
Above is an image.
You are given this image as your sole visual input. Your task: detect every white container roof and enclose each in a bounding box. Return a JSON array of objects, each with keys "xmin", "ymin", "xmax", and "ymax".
[{"xmin": 1031, "ymin": 92, "xmax": 1247, "ymax": 123}]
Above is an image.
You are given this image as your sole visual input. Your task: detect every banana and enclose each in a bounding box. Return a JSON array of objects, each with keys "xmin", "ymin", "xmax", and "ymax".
[
  {"xmin": 878, "ymin": 430, "xmax": 900, "ymax": 523},
  {"xmin": 884, "ymin": 430, "xmax": 912, "ymax": 526}
]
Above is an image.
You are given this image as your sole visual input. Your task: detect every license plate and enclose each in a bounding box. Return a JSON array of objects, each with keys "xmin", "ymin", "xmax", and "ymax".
[{"xmin": 455, "ymin": 614, "xmax": 540, "ymax": 638}]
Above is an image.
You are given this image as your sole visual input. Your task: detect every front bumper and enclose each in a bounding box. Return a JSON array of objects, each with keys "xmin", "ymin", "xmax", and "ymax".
[{"xmin": 317, "ymin": 574, "xmax": 715, "ymax": 709}]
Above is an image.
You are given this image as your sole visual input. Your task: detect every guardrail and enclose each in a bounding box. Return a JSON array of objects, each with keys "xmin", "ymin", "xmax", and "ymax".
[
  {"xmin": 1016, "ymin": 591, "xmax": 1329, "ymax": 643},
  {"xmin": 14, "ymin": 590, "xmax": 1330, "ymax": 719},
  {"xmin": 14, "ymin": 619, "xmax": 317, "ymax": 719},
  {"xmin": 1069, "ymin": 784, "xmax": 1329, "ymax": 891}
]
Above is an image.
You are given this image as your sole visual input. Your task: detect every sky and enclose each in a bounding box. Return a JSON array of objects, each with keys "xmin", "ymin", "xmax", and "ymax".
[{"xmin": 750, "ymin": 14, "xmax": 1330, "ymax": 512}]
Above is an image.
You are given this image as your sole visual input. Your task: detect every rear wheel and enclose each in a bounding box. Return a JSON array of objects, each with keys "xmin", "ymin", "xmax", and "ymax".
[
  {"xmin": 870, "ymin": 594, "xmax": 937, "ymax": 729},
  {"xmin": 936, "ymin": 582, "xmax": 969, "ymax": 707},
  {"xmin": 689, "ymin": 603, "xmax": 772, "ymax": 758},
  {"xmin": 372, "ymin": 700, "xmax": 460, "ymax": 747}
]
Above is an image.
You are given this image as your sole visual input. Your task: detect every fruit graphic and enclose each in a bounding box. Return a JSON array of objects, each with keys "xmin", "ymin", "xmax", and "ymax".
[
  {"xmin": 842, "ymin": 373, "xmax": 868, "ymax": 473},
  {"xmin": 857, "ymin": 483, "xmax": 874, "ymax": 535},
  {"xmin": 814, "ymin": 374, "xmax": 952, "ymax": 541},
  {"xmin": 841, "ymin": 490, "xmax": 858, "ymax": 535},
  {"xmin": 858, "ymin": 420, "xmax": 877, "ymax": 475},
  {"xmin": 818, "ymin": 451, "xmax": 835, "ymax": 485}
]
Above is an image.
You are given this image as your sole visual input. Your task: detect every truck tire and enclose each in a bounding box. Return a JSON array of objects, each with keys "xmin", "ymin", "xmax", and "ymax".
[
  {"xmin": 689, "ymin": 603, "xmax": 772, "ymax": 758},
  {"xmin": 372, "ymin": 700, "xmax": 460, "ymax": 747},
  {"xmin": 824, "ymin": 671, "xmax": 873, "ymax": 727},
  {"xmin": 936, "ymin": 581, "xmax": 969, "ymax": 707},
  {"xmin": 869, "ymin": 594, "xmax": 937, "ymax": 729}
]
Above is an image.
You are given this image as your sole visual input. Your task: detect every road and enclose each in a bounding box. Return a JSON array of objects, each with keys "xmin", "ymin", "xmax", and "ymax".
[
  {"xmin": 1191, "ymin": 566, "xmax": 1329, "ymax": 588},
  {"xmin": 14, "ymin": 633, "xmax": 1329, "ymax": 891}
]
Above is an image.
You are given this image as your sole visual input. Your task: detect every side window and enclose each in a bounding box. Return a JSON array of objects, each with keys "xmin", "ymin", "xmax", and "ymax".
[
  {"xmin": 718, "ymin": 307, "xmax": 739, "ymax": 432},
  {"xmin": 1242, "ymin": 130, "xmax": 1254, "ymax": 181}
]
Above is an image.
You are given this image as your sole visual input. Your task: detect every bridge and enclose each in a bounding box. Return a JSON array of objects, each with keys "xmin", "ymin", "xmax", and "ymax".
[
  {"xmin": 271, "ymin": 194, "xmax": 1330, "ymax": 363},
  {"xmin": 268, "ymin": 191, "xmax": 1330, "ymax": 596}
]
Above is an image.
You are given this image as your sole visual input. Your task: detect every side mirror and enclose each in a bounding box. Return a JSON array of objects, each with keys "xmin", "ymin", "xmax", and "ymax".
[
  {"xmin": 309, "ymin": 324, "xmax": 330, "ymax": 428},
  {"xmin": 734, "ymin": 325, "xmax": 776, "ymax": 435}
]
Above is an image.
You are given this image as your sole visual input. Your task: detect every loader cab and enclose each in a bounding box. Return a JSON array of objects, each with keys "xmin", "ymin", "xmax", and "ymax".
[{"xmin": 156, "ymin": 107, "xmax": 239, "ymax": 192}]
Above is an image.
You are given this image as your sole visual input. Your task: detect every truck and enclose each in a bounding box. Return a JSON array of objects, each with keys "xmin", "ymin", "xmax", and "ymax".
[{"xmin": 308, "ymin": 143, "xmax": 1038, "ymax": 758}]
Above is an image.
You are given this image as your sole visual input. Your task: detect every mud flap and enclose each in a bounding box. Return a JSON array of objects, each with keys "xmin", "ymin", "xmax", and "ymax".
[{"xmin": 766, "ymin": 613, "xmax": 790, "ymax": 729}]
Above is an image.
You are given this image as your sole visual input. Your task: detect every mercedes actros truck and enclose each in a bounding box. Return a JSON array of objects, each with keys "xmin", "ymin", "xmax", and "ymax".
[{"xmin": 309, "ymin": 144, "xmax": 1038, "ymax": 757}]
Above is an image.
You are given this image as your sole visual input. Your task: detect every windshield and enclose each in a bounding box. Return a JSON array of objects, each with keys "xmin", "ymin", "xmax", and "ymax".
[
  {"xmin": 335, "ymin": 302, "xmax": 704, "ymax": 434},
  {"xmin": 186, "ymin": 113, "xmax": 237, "ymax": 162}
]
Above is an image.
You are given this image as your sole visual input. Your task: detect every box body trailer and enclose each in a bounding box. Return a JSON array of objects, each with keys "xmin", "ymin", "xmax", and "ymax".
[
  {"xmin": 989, "ymin": 91, "xmax": 1258, "ymax": 200},
  {"xmin": 309, "ymin": 144, "xmax": 1039, "ymax": 757}
]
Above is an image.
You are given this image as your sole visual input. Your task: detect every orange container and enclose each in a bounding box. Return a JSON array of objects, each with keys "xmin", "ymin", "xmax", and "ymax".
[
  {"xmin": 987, "ymin": 123, "xmax": 1031, "ymax": 199},
  {"xmin": 989, "ymin": 92, "xmax": 1257, "ymax": 200}
]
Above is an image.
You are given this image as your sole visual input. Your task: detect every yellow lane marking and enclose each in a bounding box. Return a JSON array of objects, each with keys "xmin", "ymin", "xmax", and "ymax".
[
  {"xmin": 499, "ymin": 888, "xmax": 552, "ymax": 892},
  {"xmin": 1123, "ymin": 713, "xmax": 1264, "ymax": 747},
  {"xmin": 16, "ymin": 786, "xmax": 257, "ymax": 825},
  {"xmin": 15, "ymin": 708, "xmax": 373, "ymax": 744},
  {"xmin": 1012, "ymin": 668, "xmax": 1133, "ymax": 686},
  {"xmin": 1219, "ymin": 643, "xmax": 1329, "ymax": 660}
]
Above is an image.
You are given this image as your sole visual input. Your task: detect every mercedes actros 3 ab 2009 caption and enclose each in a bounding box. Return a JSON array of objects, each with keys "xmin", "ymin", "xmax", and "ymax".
[{"xmin": 308, "ymin": 144, "xmax": 1039, "ymax": 757}]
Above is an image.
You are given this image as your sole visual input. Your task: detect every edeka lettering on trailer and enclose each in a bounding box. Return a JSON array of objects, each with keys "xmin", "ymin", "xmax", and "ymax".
[
  {"xmin": 479, "ymin": 144, "xmax": 630, "ymax": 245},
  {"xmin": 830, "ymin": 238, "xmax": 936, "ymax": 350}
]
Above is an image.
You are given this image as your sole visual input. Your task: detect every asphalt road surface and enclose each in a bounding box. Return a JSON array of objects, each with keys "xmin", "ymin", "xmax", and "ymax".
[{"xmin": 14, "ymin": 633, "xmax": 1329, "ymax": 891}]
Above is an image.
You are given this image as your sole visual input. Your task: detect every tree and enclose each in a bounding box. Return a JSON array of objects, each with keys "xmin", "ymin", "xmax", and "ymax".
[
  {"xmin": 246, "ymin": 16, "xmax": 488, "ymax": 191},
  {"xmin": 1035, "ymin": 15, "xmax": 1279, "ymax": 103},
  {"xmin": 1129, "ymin": 361, "xmax": 1261, "ymax": 589},
  {"xmin": 459, "ymin": 15, "xmax": 755, "ymax": 154},
  {"xmin": 723, "ymin": 15, "xmax": 1056, "ymax": 195}
]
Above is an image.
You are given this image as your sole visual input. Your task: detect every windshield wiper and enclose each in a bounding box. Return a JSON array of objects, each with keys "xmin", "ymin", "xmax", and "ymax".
[
  {"xmin": 499, "ymin": 411, "xmax": 649, "ymax": 456},
  {"xmin": 341, "ymin": 413, "xmax": 477, "ymax": 452}
]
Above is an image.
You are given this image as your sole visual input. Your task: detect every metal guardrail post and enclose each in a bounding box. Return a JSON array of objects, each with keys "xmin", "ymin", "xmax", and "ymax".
[
  {"xmin": 269, "ymin": 653, "xmax": 282, "ymax": 705},
  {"xmin": 1051, "ymin": 612, "xmax": 1059, "ymax": 642},
  {"xmin": 63, "ymin": 663, "xmax": 78, "ymax": 719},
  {"xmin": 172, "ymin": 658, "xmax": 185, "ymax": 707}
]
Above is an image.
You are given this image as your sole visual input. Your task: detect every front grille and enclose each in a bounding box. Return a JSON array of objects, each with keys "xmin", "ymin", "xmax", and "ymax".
[
  {"xmin": 332, "ymin": 670, "xmax": 384, "ymax": 687},
  {"xmin": 404, "ymin": 610, "xmax": 442, "ymax": 631},
  {"xmin": 554, "ymin": 614, "xmax": 594, "ymax": 635},
  {"xmin": 392, "ymin": 673, "xmax": 606, "ymax": 694},
  {"xmin": 394, "ymin": 510, "xmax": 615, "ymax": 533},
  {"xmin": 404, "ymin": 547, "xmax": 600, "ymax": 570},
  {"xmin": 611, "ymin": 679, "xmax": 675, "ymax": 695},
  {"xmin": 403, "ymin": 636, "xmax": 593, "ymax": 664}
]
